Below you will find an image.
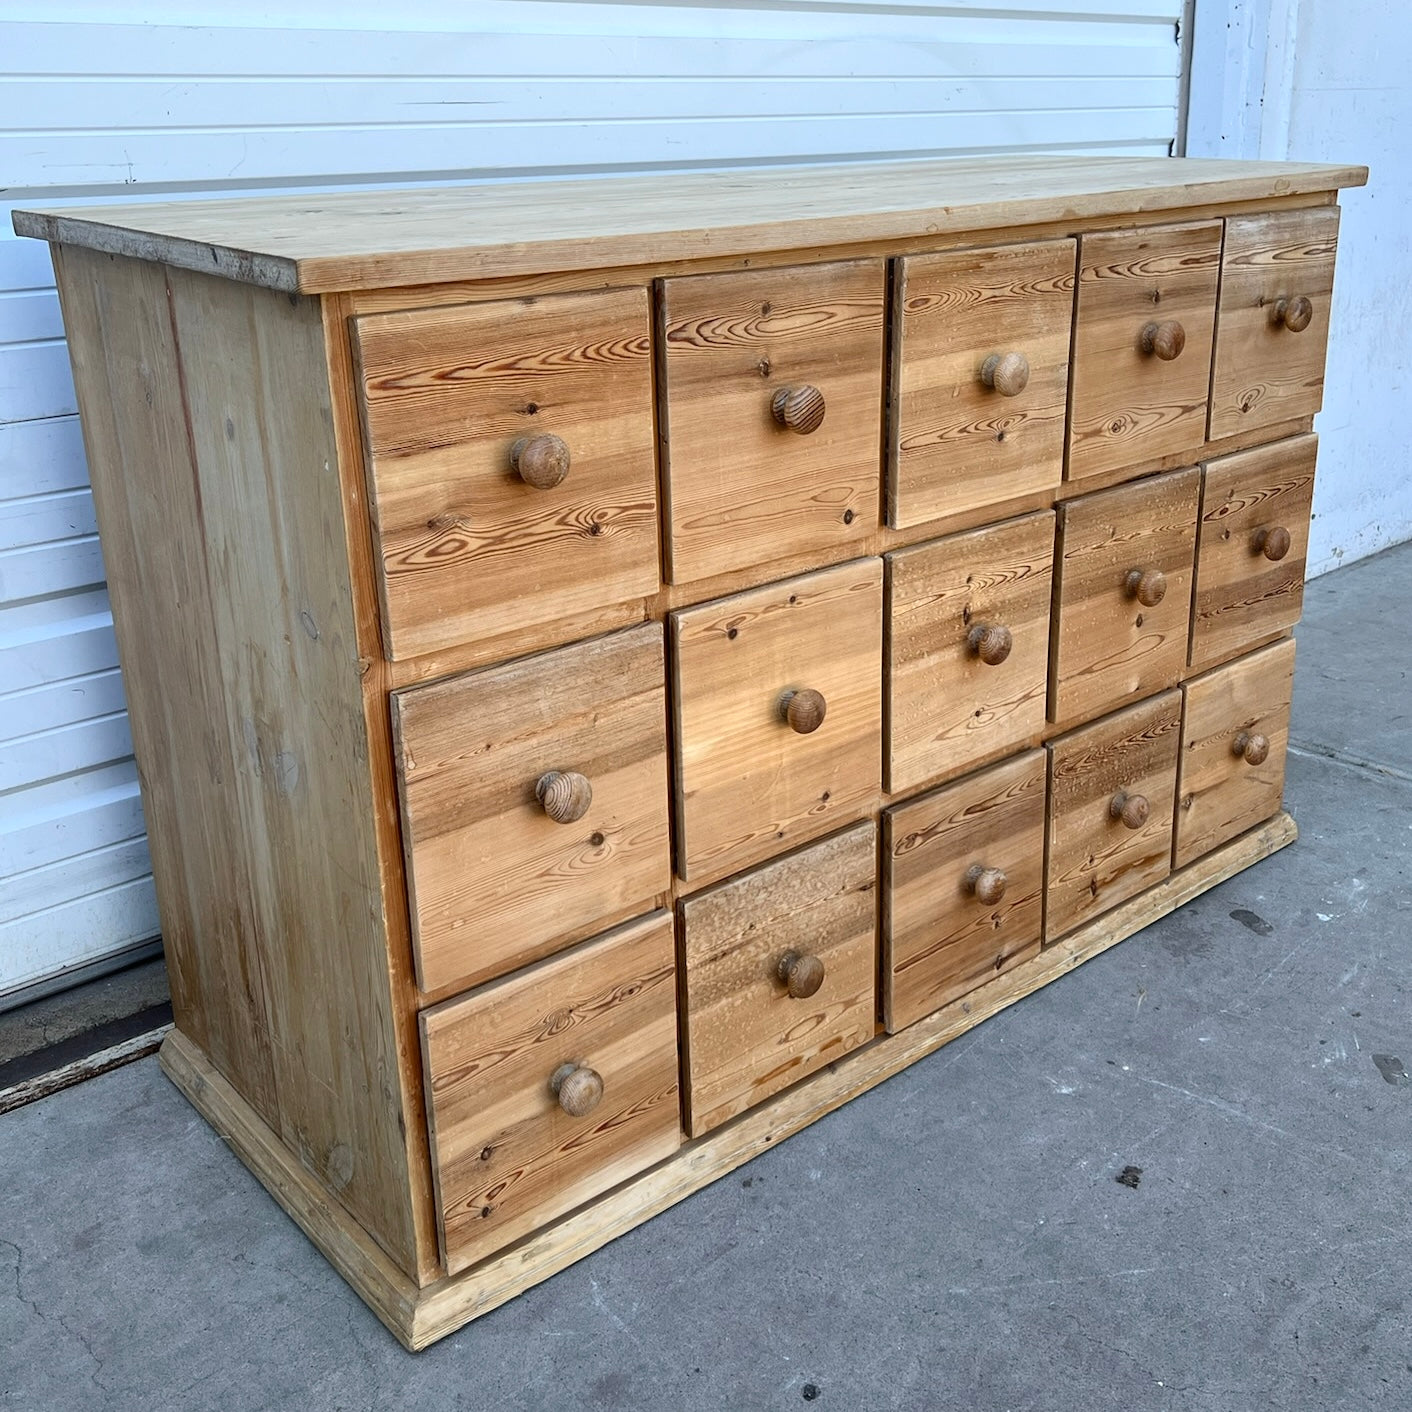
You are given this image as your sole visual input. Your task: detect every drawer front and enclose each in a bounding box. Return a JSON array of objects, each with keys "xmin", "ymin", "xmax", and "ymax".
[
  {"xmin": 393, "ymin": 625, "xmax": 671, "ymax": 995},
  {"xmin": 883, "ymin": 751, "xmax": 1045, "ymax": 1033},
  {"xmin": 887, "ymin": 510, "xmax": 1054, "ymax": 793},
  {"xmin": 680, "ymin": 823, "xmax": 876, "ymax": 1137},
  {"xmin": 1051, "ymin": 468, "xmax": 1200, "ymax": 729},
  {"xmin": 1046, "ymin": 691, "xmax": 1182, "ymax": 941},
  {"xmin": 1210, "ymin": 208, "xmax": 1339, "ymax": 441},
  {"xmin": 1176, "ymin": 639, "xmax": 1294, "ymax": 869},
  {"xmin": 355, "ymin": 288, "xmax": 659, "ymax": 660},
  {"xmin": 672, "ymin": 557, "xmax": 883, "ymax": 884},
  {"xmin": 421, "ymin": 911, "xmax": 680, "ymax": 1275},
  {"xmin": 890, "ymin": 239, "xmax": 1075, "ymax": 529},
  {"xmin": 660, "ymin": 260, "xmax": 885, "ymax": 585},
  {"xmin": 1190, "ymin": 435, "xmax": 1316, "ymax": 672},
  {"xmin": 1068, "ymin": 221, "xmax": 1222, "ymax": 484}
]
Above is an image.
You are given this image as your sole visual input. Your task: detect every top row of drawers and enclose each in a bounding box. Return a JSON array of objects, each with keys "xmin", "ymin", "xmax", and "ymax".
[{"xmin": 353, "ymin": 208, "xmax": 1339, "ymax": 660}]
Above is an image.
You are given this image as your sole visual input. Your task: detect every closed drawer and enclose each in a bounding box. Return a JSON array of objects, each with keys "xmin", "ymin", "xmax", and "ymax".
[
  {"xmin": 1210, "ymin": 208, "xmax": 1339, "ymax": 440},
  {"xmin": 1068, "ymin": 222, "xmax": 1222, "ymax": 485},
  {"xmin": 1051, "ymin": 468, "xmax": 1199, "ymax": 730},
  {"xmin": 393, "ymin": 624, "xmax": 671, "ymax": 995},
  {"xmin": 659, "ymin": 259, "xmax": 885, "ymax": 586},
  {"xmin": 421, "ymin": 911, "xmax": 680, "ymax": 1275},
  {"xmin": 355, "ymin": 288, "xmax": 659, "ymax": 660},
  {"xmin": 1176, "ymin": 638, "xmax": 1294, "ymax": 869},
  {"xmin": 887, "ymin": 510, "xmax": 1054, "ymax": 793},
  {"xmin": 1046, "ymin": 691, "xmax": 1182, "ymax": 942},
  {"xmin": 679, "ymin": 823, "xmax": 876, "ymax": 1137},
  {"xmin": 1190, "ymin": 435, "xmax": 1316, "ymax": 672},
  {"xmin": 883, "ymin": 750, "xmax": 1045, "ymax": 1033},
  {"xmin": 671, "ymin": 557, "xmax": 883, "ymax": 884},
  {"xmin": 889, "ymin": 239, "xmax": 1074, "ymax": 529}
]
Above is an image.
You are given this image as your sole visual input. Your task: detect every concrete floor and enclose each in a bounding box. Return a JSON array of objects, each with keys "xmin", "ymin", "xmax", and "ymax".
[{"xmin": 3, "ymin": 542, "xmax": 1409, "ymax": 1412}]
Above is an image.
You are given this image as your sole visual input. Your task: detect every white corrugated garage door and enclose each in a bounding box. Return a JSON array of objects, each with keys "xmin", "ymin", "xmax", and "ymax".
[{"xmin": 0, "ymin": 0, "xmax": 1184, "ymax": 1001}]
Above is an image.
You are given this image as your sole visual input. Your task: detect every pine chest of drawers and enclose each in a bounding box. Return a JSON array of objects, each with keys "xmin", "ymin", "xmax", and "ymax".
[{"xmin": 16, "ymin": 155, "xmax": 1366, "ymax": 1348}]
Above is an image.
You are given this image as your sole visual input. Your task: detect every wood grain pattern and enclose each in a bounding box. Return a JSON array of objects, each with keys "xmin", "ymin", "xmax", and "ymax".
[
  {"xmin": 883, "ymin": 750, "xmax": 1045, "ymax": 1033},
  {"xmin": 14, "ymin": 157, "xmax": 1364, "ymax": 293},
  {"xmin": 392, "ymin": 625, "xmax": 671, "ymax": 997},
  {"xmin": 1209, "ymin": 207, "xmax": 1339, "ymax": 440},
  {"xmin": 354, "ymin": 286, "xmax": 659, "ymax": 660},
  {"xmin": 671, "ymin": 557, "xmax": 883, "ymax": 885},
  {"xmin": 1190, "ymin": 434, "xmax": 1316, "ymax": 672},
  {"xmin": 1176, "ymin": 639, "xmax": 1294, "ymax": 869},
  {"xmin": 1046, "ymin": 690, "xmax": 1182, "ymax": 941},
  {"xmin": 890, "ymin": 240, "xmax": 1074, "ymax": 529},
  {"xmin": 679, "ymin": 823, "xmax": 877, "ymax": 1137},
  {"xmin": 1051, "ymin": 467, "xmax": 1200, "ymax": 730},
  {"xmin": 1068, "ymin": 221, "xmax": 1222, "ymax": 483},
  {"xmin": 420, "ymin": 911, "xmax": 680, "ymax": 1277},
  {"xmin": 659, "ymin": 259, "xmax": 885, "ymax": 585},
  {"xmin": 887, "ymin": 510, "xmax": 1054, "ymax": 793}
]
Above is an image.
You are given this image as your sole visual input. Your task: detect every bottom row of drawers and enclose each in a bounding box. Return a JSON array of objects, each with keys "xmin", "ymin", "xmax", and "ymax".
[{"xmin": 421, "ymin": 637, "xmax": 1295, "ymax": 1275}]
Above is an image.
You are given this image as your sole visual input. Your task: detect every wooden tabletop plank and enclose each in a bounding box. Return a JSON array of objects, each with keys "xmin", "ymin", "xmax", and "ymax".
[{"xmin": 12, "ymin": 156, "xmax": 1367, "ymax": 295}]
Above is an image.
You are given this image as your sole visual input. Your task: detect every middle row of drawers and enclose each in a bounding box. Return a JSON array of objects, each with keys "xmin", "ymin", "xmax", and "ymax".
[{"xmin": 392, "ymin": 450, "xmax": 1312, "ymax": 997}]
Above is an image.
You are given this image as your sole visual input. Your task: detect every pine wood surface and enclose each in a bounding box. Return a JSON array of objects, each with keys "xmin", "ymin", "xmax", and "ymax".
[
  {"xmin": 671, "ymin": 557, "xmax": 883, "ymax": 886},
  {"xmin": 391, "ymin": 625, "xmax": 672, "ymax": 998},
  {"xmin": 1045, "ymin": 690, "xmax": 1183, "ymax": 941},
  {"xmin": 887, "ymin": 510, "xmax": 1055, "ymax": 793},
  {"xmin": 679, "ymin": 823, "xmax": 877, "ymax": 1137},
  {"xmin": 14, "ymin": 156, "xmax": 1365, "ymax": 293},
  {"xmin": 1190, "ymin": 434, "xmax": 1316, "ymax": 671},
  {"xmin": 890, "ymin": 239, "xmax": 1074, "ymax": 529},
  {"xmin": 1176, "ymin": 638, "xmax": 1295, "ymax": 869},
  {"xmin": 658, "ymin": 259, "xmax": 884, "ymax": 585},
  {"xmin": 1050, "ymin": 467, "xmax": 1200, "ymax": 730},
  {"xmin": 1209, "ymin": 207, "xmax": 1340, "ymax": 440},
  {"xmin": 883, "ymin": 750, "xmax": 1046, "ymax": 1033},
  {"xmin": 420, "ymin": 911, "xmax": 681, "ymax": 1276}
]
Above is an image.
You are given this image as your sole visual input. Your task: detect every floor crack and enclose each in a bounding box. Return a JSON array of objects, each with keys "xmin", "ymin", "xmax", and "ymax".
[{"xmin": 1287, "ymin": 738, "xmax": 1412, "ymax": 783}]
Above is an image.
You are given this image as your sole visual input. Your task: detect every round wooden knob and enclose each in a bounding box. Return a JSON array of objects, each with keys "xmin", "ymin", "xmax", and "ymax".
[
  {"xmin": 1232, "ymin": 731, "xmax": 1270, "ymax": 766},
  {"xmin": 778, "ymin": 687, "xmax": 827, "ymax": 734},
  {"xmin": 1253, "ymin": 526, "xmax": 1292, "ymax": 562},
  {"xmin": 550, "ymin": 1062, "xmax": 603, "ymax": 1118},
  {"xmin": 1140, "ymin": 320, "xmax": 1186, "ymax": 361},
  {"xmin": 1109, "ymin": 790, "xmax": 1150, "ymax": 830},
  {"xmin": 1272, "ymin": 295, "xmax": 1314, "ymax": 333},
  {"xmin": 777, "ymin": 950, "xmax": 825, "ymax": 999},
  {"xmin": 980, "ymin": 351, "xmax": 1030, "ymax": 398},
  {"xmin": 510, "ymin": 433, "xmax": 571, "ymax": 490},
  {"xmin": 535, "ymin": 770, "xmax": 593, "ymax": 824},
  {"xmin": 964, "ymin": 863, "xmax": 1008, "ymax": 907},
  {"xmin": 1123, "ymin": 567, "xmax": 1167, "ymax": 607},
  {"xmin": 771, "ymin": 384, "xmax": 826, "ymax": 435},
  {"xmin": 966, "ymin": 623, "xmax": 1013, "ymax": 666}
]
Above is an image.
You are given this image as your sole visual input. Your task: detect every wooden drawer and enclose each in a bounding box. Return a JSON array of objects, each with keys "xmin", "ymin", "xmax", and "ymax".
[
  {"xmin": 355, "ymin": 287, "xmax": 659, "ymax": 660},
  {"xmin": 1046, "ymin": 691, "xmax": 1182, "ymax": 942},
  {"xmin": 889, "ymin": 239, "xmax": 1074, "ymax": 529},
  {"xmin": 882, "ymin": 751, "xmax": 1045, "ymax": 1033},
  {"xmin": 679, "ymin": 824, "xmax": 876, "ymax": 1137},
  {"xmin": 659, "ymin": 260, "xmax": 885, "ymax": 586},
  {"xmin": 671, "ymin": 557, "xmax": 883, "ymax": 884},
  {"xmin": 887, "ymin": 510, "xmax": 1054, "ymax": 793},
  {"xmin": 1068, "ymin": 221, "xmax": 1222, "ymax": 485},
  {"xmin": 1210, "ymin": 208, "xmax": 1339, "ymax": 440},
  {"xmin": 421, "ymin": 911, "xmax": 680, "ymax": 1275},
  {"xmin": 1190, "ymin": 435, "xmax": 1316, "ymax": 672},
  {"xmin": 1051, "ymin": 468, "xmax": 1199, "ymax": 730},
  {"xmin": 1176, "ymin": 639, "xmax": 1294, "ymax": 869},
  {"xmin": 393, "ymin": 625, "xmax": 671, "ymax": 995}
]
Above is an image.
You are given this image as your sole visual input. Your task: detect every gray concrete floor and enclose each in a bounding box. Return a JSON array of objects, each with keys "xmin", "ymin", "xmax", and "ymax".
[{"xmin": 3, "ymin": 543, "xmax": 1410, "ymax": 1412}]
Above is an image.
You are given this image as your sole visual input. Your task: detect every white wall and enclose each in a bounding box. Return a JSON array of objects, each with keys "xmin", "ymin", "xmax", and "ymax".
[
  {"xmin": 1186, "ymin": 0, "xmax": 1407, "ymax": 575},
  {"xmin": 0, "ymin": 1, "xmax": 1185, "ymax": 999}
]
